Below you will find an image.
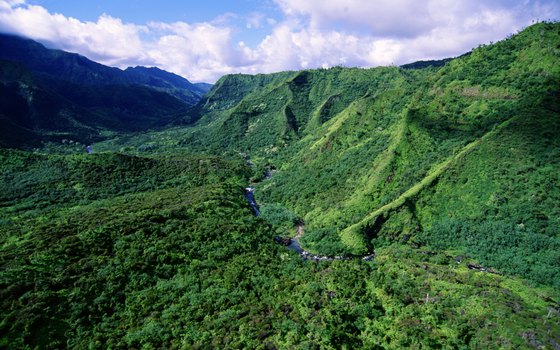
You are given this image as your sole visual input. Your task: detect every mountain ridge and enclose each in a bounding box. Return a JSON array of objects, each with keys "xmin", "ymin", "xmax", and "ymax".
[
  {"xmin": 0, "ymin": 33, "xmax": 212, "ymax": 148},
  {"xmin": 0, "ymin": 33, "xmax": 210, "ymax": 99}
]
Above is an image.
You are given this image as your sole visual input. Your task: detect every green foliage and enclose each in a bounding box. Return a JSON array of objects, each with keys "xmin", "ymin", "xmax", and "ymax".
[
  {"xmin": 1, "ymin": 150, "xmax": 558, "ymax": 349},
  {"xmin": 300, "ymin": 226, "xmax": 348, "ymax": 256},
  {"xmin": 1, "ymin": 22, "xmax": 560, "ymax": 349},
  {"xmin": 423, "ymin": 218, "xmax": 560, "ymax": 289},
  {"xmin": 85, "ymin": 23, "xmax": 560, "ymax": 289},
  {"xmin": 255, "ymin": 22, "xmax": 560, "ymax": 285},
  {"xmin": 259, "ymin": 202, "xmax": 299, "ymax": 234}
]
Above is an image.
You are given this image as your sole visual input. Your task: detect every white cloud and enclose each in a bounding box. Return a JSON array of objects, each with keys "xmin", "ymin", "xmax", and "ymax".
[
  {"xmin": 0, "ymin": 2, "xmax": 146, "ymax": 65},
  {"xmin": 267, "ymin": 0, "xmax": 560, "ymax": 66},
  {"xmin": 145, "ymin": 22, "xmax": 246, "ymax": 81},
  {"xmin": 274, "ymin": 0, "xmax": 434, "ymax": 37},
  {"xmin": 0, "ymin": 0, "xmax": 23, "ymax": 9},
  {"xmin": 0, "ymin": 0, "xmax": 244, "ymax": 81},
  {"xmin": 251, "ymin": 24, "xmax": 399, "ymax": 72},
  {"xmin": 0, "ymin": 0, "xmax": 558, "ymax": 82}
]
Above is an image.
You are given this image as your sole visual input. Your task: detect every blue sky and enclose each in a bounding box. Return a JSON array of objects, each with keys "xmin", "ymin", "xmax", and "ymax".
[
  {"xmin": 27, "ymin": 0, "xmax": 272, "ymax": 23},
  {"xmin": 1, "ymin": 0, "xmax": 558, "ymax": 82}
]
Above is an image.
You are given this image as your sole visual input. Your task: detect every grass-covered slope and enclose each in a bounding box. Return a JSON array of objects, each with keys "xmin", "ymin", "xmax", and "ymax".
[
  {"xmin": 1, "ymin": 149, "xmax": 559, "ymax": 349},
  {"xmin": 187, "ymin": 67, "xmax": 420, "ymax": 155}
]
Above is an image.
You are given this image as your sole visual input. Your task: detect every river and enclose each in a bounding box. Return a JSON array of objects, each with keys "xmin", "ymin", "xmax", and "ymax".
[{"xmin": 244, "ymin": 185, "xmax": 375, "ymax": 261}]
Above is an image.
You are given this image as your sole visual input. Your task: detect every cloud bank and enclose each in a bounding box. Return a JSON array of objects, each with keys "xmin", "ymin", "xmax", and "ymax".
[{"xmin": 0, "ymin": 0, "xmax": 558, "ymax": 82}]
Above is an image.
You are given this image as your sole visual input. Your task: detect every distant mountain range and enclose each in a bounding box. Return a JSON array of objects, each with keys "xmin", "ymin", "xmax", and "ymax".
[{"xmin": 0, "ymin": 33, "xmax": 210, "ymax": 148}]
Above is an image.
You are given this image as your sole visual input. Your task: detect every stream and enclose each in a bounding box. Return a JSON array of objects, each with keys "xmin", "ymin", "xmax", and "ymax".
[
  {"xmin": 244, "ymin": 185, "xmax": 375, "ymax": 261},
  {"xmin": 244, "ymin": 187, "xmax": 260, "ymax": 216}
]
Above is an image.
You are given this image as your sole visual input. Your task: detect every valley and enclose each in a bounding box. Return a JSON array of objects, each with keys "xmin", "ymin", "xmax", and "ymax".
[{"xmin": 0, "ymin": 22, "xmax": 559, "ymax": 349}]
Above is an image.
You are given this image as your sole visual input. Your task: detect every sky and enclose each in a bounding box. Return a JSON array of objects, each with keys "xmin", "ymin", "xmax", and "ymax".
[{"xmin": 0, "ymin": 0, "xmax": 558, "ymax": 83}]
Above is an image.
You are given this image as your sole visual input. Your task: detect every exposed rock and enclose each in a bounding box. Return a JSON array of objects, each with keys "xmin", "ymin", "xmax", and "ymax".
[
  {"xmin": 521, "ymin": 331, "xmax": 543, "ymax": 349},
  {"xmin": 467, "ymin": 263, "xmax": 501, "ymax": 275}
]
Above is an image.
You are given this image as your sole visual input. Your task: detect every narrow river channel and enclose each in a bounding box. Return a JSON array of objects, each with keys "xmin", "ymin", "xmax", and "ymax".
[{"xmin": 244, "ymin": 186, "xmax": 375, "ymax": 261}]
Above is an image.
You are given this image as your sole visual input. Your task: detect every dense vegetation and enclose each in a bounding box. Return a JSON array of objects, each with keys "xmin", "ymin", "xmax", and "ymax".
[
  {"xmin": 1, "ymin": 22, "xmax": 559, "ymax": 349},
  {"xmin": 1, "ymin": 150, "xmax": 559, "ymax": 349}
]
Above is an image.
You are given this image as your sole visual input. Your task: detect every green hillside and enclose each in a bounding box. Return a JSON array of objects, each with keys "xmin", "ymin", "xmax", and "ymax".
[
  {"xmin": 243, "ymin": 23, "xmax": 559, "ymax": 279},
  {"xmin": 92, "ymin": 22, "xmax": 560, "ymax": 287},
  {"xmin": 256, "ymin": 21, "xmax": 560, "ymax": 282},
  {"xmin": 1, "ymin": 22, "xmax": 560, "ymax": 349}
]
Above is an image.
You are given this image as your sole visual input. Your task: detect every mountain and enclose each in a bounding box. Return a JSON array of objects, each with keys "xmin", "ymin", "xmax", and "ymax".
[
  {"xmin": 400, "ymin": 57, "xmax": 454, "ymax": 69},
  {"xmin": 0, "ymin": 33, "xmax": 209, "ymax": 148},
  {"xmin": 193, "ymin": 82, "xmax": 213, "ymax": 93},
  {"xmin": 211, "ymin": 22, "xmax": 560, "ymax": 286},
  {"xmin": 96, "ymin": 22, "xmax": 560, "ymax": 287},
  {"xmin": 0, "ymin": 34, "xmax": 208, "ymax": 101},
  {"xmin": 1, "ymin": 22, "xmax": 559, "ymax": 349}
]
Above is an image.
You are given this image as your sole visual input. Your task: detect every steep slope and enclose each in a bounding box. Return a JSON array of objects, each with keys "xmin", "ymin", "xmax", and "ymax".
[
  {"xmin": 0, "ymin": 34, "xmax": 207, "ymax": 148},
  {"xmin": 0, "ymin": 34, "xmax": 125, "ymax": 85},
  {"xmin": 0, "ymin": 64, "xmax": 189, "ymax": 148},
  {"xmin": 0, "ymin": 34, "xmax": 207, "ymax": 103},
  {"xmin": 187, "ymin": 67, "xmax": 421, "ymax": 155},
  {"xmin": 123, "ymin": 66, "xmax": 208, "ymax": 104},
  {"xmin": 258, "ymin": 22, "xmax": 560, "ymax": 287},
  {"xmin": 87, "ymin": 22, "xmax": 559, "ymax": 289}
]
